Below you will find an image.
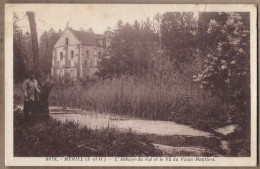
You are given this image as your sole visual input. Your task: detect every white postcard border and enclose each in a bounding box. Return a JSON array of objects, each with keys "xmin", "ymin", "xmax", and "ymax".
[{"xmin": 5, "ymin": 4, "xmax": 258, "ymax": 166}]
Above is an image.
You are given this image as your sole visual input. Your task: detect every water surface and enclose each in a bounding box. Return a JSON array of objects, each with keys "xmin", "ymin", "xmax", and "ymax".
[{"xmin": 50, "ymin": 107, "xmax": 223, "ymax": 156}]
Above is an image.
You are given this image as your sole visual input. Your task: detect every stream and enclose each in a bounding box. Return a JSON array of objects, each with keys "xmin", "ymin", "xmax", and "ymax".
[{"xmin": 49, "ymin": 106, "xmax": 229, "ymax": 156}]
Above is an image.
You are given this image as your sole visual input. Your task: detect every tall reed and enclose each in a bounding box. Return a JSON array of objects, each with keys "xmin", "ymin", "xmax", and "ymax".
[{"xmin": 48, "ymin": 75, "xmax": 228, "ymax": 129}]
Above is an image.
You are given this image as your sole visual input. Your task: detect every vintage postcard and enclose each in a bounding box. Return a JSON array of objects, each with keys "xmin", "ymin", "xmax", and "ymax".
[{"xmin": 5, "ymin": 4, "xmax": 257, "ymax": 166}]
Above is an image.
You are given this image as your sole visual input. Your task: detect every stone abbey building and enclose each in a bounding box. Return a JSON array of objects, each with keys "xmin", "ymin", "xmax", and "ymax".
[{"xmin": 51, "ymin": 27, "xmax": 111, "ymax": 78}]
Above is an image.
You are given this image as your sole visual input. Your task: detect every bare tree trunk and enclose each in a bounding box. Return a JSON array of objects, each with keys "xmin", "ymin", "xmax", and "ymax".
[{"xmin": 26, "ymin": 12, "xmax": 39, "ymax": 73}]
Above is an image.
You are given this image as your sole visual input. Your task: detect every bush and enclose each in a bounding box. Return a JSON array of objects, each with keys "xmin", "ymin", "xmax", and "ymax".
[{"xmin": 194, "ymin": 13, "xmax": 250, "ymax": 132}]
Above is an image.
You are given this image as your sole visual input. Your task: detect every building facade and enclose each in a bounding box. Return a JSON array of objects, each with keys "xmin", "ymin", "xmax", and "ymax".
[{"xmin": 51, "ymin": 27, "xmax": 110, "ymax": 78}]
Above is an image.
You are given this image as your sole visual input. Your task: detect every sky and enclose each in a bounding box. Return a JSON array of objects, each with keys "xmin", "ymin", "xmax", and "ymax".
[
  {"xmin": 11, "ymin": 4, "xmax": 254, "ymax": 38},
  {"xmin": 14, "ymin": 4, "xmax": 184, "ymax": 37}
]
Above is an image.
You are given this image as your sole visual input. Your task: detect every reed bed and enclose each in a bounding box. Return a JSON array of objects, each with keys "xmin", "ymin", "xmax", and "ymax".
[
  {"xmin": 13, "ymin": 75, "xmax": 229, "ymax": 130},
  {"xmin": 45, "ymin": 75, "xmax": 229, "ymax": 130}
]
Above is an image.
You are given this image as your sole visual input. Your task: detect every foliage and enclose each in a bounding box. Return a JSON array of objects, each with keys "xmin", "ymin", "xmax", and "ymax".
[
  {"xmin": 39, "ymin": 29, "xmax": 61, "ymax": 74},
  {"xmin": 194, "ymin": 13, "xmax": 250, "ymax": 130},
  {"xmin": 160, "ymin": 12, "xmax": 197, "ymax": 71},
  {"xmin": 13, "ymin": 13, "xmax": 31, "ymax": 82},
  {"xmin": 97, "ymin": 19, "xmax": 158, "ymax": 78},
  {"xmin": 13, "ymin": 12, "xmax": 61, "ymax": 82},
  {"xmin": 14, "ymin": 110, "xmax": 162, "ymax": 157},
  {"xmin": 197, "ymin": 12, "xmax": 228, "ymax": 56}
]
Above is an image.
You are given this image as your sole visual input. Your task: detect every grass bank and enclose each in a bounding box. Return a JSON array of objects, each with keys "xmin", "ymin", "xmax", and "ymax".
[{"xmin": 14, "ymin": 110, "xmax": 162, "ymax": 157}]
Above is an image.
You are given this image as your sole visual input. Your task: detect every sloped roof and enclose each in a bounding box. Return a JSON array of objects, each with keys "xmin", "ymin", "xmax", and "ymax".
[{"xmin": 69, "ymin": 28, "xmax": 105, "ymax": 47}]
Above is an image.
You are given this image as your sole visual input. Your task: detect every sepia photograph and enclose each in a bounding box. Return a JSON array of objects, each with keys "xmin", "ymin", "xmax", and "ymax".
[{"xmin": 5, "ymin": 4, "xmax": 257, "ymax": 166}]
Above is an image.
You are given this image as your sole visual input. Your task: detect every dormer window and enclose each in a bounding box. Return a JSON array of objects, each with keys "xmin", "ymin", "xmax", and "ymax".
[{"xmin": 65, "ymin": 38, "xmax": 69, "ymax": 45}]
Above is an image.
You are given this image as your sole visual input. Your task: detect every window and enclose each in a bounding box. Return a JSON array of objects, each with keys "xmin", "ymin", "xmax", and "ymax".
[
  {"xmin": 71, "ymin": 50, "xmax": 74, "ymax": 59},
  {"xmin": 65, "ymin": 38, "xmax": 69, "ymax": 45},
  {"xmin": 98, "ymin": 51, "xmax": 101, "ymax": 59},
  {"xmin": 60, "ymin": 52, "xmax": 63, "ymax": 60},
  {"xmin": 86, "ymin": 50, "xmax": 89, "ymax": 58},
  {"xmin": 90, "ymin": 60, "xmax": 93, "ymax": 67},
  {"xmin": 85, "ymin": 60, "xmax": 87, "ymax": 66}
]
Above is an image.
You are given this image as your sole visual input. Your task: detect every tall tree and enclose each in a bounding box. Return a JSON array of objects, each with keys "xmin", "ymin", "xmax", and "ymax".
[
  {"xmin": 26, "ymin": 12, "xmax": 39, "ymax": 73},
  {"xmin": 97, "ymin": 19, "xmax": 158, "ymax": 78},
  {"xmin": 161, "ymin": 12, "xmax": 197, "ymax": 72}
]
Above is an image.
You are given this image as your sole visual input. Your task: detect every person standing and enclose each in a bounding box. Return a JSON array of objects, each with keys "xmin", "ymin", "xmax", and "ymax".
[{"xmin": 22, "ymin": 71, "xmax": 41, "ymax": 120}]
